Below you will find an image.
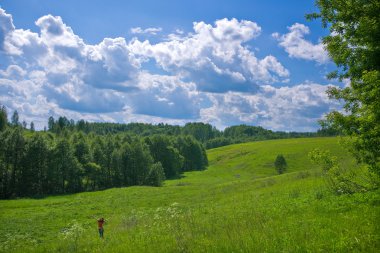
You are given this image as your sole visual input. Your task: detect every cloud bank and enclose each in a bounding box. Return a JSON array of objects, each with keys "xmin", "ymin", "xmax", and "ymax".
[{"xmin": 0, "ymin": 8, "xmax": 337, "ymax": 131}]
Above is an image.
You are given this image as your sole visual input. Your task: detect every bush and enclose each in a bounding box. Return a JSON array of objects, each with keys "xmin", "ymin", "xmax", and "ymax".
[{"xmin": 308, "ymin": 148, "xmax": 378, "ymax": 194}]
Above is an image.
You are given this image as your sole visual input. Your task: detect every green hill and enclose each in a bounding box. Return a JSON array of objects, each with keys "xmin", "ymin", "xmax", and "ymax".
[{"xmin": 1, "ymin": 137, "xmax": 378, "ymax": 252}]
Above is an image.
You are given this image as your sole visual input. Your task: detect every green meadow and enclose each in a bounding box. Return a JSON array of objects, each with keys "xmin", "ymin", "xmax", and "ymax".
[{"xmin": 1, "ymin": 137, "xmax": 379, "ymax": 252}]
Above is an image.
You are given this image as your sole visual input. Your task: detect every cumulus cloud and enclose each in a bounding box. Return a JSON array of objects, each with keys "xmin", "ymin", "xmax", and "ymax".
[
  {"xmin": 129, "ymin": 18, "xmax": 289, "ymax": 93},
  {"xmin": 131, "ymin": 27, "xmax": 162, "ymax": 35},
  {"xmin": 200, "ymin": 82, "xmax": 341, "ymax": 131},
  {"xmin": 1, "ymin": 9, "xmax": 141, "ymax": 116},
  {"xmin": 272, "ymin": 23, "xmax": 329, "ymax": 64},
  {"xmin": 0, "ymin": 8, "xmax": 15, "ymax": 50},
  {"xmin": 128, "ymin": 73, "xmax": 202, "ymax": 119}
]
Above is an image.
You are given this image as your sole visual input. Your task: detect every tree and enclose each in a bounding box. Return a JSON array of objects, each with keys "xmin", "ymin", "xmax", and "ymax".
[
  {"xmin": 83, "ymin": 162, "xmax": 102, "ymax": 191},
  {"xmin": 0, "ymin": 129, "xmax": 12, "ymax": 198},
  {"xmin": 30, "ymin": 122, "xmax": 35, "ymax": 132},
  {"xmin": 52, "ymin": 138, "xmax": 82, "ymax": 193},
  {"xmin": 175, "ymin": 136, "xmax": 208, "ymax": 171},
  {"xmin": 118, "ymin": 142, "xmax": 132, "ymax": 186},
  {"xmin": 0, "ymin": 105, "xmax": 7, "ymax": 131},
  {"xmin": 103, "ymin": 136, "xmax": 115, "ymax": 186},
  {"xmin": 6, "ymin": 127, "xmax": 25, "ymax": 196},
  {"xmin": 21, "ymin": 134, "xmax": 49, "ymax": 196},
  {"xmin": 90, "ymin": 140, "xmax": 107, "ymax": 189},
  {"xmin": 182, "ymin": 122, "xmax": 219, "ymax": 142},
  {"xmin": 145, "ymin": 162, "xmax": 165, "ymax": 187},
  {"xmin": 145, "ymin": 135, "xmax": 183, "ymax": 179},
  {"xmin": 11, "ymin": 110, "xmax": 19, "ymax": 127},
  {"xmin": 307, "ymin": 0, "xmax": 380, "ymax": 175},
  {"xmin": 72, "ymin": 133, "xmax": 91, "ymax": 165},
  {"xmin": 48, "ymin": 116, "xmax": 55, "ymax": 131},
  {"xmin": 274, "ymin": 155, "xmax": 287, "ymax": 174},
  {"xmin": 129, "ymin": 140, "xmax": 154, "ymax": 185}
]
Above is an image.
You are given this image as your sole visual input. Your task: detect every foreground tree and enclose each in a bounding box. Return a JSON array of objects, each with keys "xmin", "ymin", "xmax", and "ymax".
[{"xmin": 308, "ymin": 0, "xmax": 380, "ymax": 175}]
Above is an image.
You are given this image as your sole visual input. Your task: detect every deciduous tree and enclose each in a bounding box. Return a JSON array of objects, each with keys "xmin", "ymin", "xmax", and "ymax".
[
  {"xmin": 308, "ymin": 0, "xmax": 380, "ymax": 175},
  {"xmin": 274, "ymin": 154, "xmax": 287, "ymax": 174}
]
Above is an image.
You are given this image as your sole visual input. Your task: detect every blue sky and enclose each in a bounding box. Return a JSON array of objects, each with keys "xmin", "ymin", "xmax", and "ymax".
[{"xmin": 0, "ymin": 0, "xmax": 342, "ymax": 131}]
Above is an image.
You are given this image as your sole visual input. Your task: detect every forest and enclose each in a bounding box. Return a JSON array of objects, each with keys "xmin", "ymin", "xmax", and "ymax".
[
  {"xmin": 0, "ymin": 107, "xmax": 335, "ymax": 199},
  {"xmin": 0, "ymin": 108, "xmax": 209, "ymax": 199},
  {"xmin": 46, "ymin": 113, "xmax": 336, "ymax": 148}
]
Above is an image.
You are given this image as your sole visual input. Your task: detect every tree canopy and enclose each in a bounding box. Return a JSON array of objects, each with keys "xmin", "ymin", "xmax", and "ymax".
[{"xmin": 308, "ymin": 0, "xmax": 380, "ymax": 175}]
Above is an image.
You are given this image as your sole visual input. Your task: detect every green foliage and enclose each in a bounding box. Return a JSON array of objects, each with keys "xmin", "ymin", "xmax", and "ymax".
[
  {"xmin": 21, "ymin": 134, "xmax": 49, "ymax": 196},
  {"xmin": 145, "ymin": 135, "xmax": 184, "ymax": 179},
  {"xmin": 46, "ymin": 116, "xmax": 330, "ymax": 150},
  {"xmin": 205, "ymin": 137, "xmax": 233, "ymax": 149},
  {"xmin": 82, "ymin": 162, "xmax": 101, "ymax": 191},
  {"xmin": 182, "ymin": 122, "xmax": 220, "ymax": 142},
  {"xmin": 308, "ymin": 0, "xmax": 380, "ymax": 175},
  {"xmin": 0, "ymin": 118, "xmax": 210, "ymax": 198},
  {"xmin": 274, "ymin": 154, "xmax": 287, "ymax": 174},
  {"xmin": 11, "ymin": 110, "xmax": 19, "ymax": 127},
  {"xmin": 309, "ymin": 148, "xmax": 378, "ymax": 194},
  {"xmin": 145, "ymin": 162, "xmax": 166, "ymax": 186},
  {"xmin": 0, "ymin": 105, "xmax": 7, "ymax": 131},
  {"xmin": 51, "ymin": 138, "xmax": 83, "ymax": 193},
  {"xmin": 176, "ymin": 135, "xmax": 208, "ymax": 171}
]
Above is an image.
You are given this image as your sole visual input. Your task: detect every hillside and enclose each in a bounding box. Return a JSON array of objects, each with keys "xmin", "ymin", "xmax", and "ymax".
[{"xmin": 1, "ymin": 137, "xmax": 379, "ymax": 252}]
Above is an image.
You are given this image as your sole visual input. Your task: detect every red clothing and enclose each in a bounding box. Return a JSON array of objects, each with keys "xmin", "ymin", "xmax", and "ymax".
[{"xmin": 98, "ymin": 219, "xmax": 105, "ymax": 228}]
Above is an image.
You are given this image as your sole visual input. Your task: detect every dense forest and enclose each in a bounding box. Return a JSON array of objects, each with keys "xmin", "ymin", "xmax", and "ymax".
[
  {"xmin": 0, "ymin": 106, "xmax": 337, "ymax": 199},
  {"xmin": 45, "ymin": 113, "xmax": 337, "ymax": 149},
  {"xmin": 0, "ymin": 108, "xmax": 208, "ymax": 199}
]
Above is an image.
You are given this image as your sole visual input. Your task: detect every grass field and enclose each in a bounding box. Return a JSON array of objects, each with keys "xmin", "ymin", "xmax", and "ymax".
[{"xmin": 1, "ymin": 137, "xmax": 379, "ymax": 252}]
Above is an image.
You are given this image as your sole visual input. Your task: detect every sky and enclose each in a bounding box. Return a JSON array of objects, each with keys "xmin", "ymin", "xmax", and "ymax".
[{"xmin": 0, "ymin": 0, "xmax": 343, "ymax": 131}]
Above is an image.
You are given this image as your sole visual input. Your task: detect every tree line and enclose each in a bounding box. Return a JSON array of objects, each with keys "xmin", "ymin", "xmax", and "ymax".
[
  {"xmin": 0, "ymin": 109, "xmax": 208, "ymax": 199},
  {"xmin": 45, "ymin": 115, "xmax": 337, "ymax": 149}
]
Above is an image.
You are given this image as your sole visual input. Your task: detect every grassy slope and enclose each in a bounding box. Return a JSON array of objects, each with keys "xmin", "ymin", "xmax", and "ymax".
[{"xmin": 1, "ymin": 137, "xmax": 379, "ymax": 252}]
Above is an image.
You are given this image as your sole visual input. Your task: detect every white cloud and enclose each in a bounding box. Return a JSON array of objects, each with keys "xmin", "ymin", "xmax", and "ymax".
[
  {"xmin": 0, "ymin": 65, "xmax": 26, "ymax": 79},
  {"xmin": 131, "ymin": 27, "xmax": 162, "ymax": 35},
  {"xmin": 175, "ymin": 29, "xmax": 184, "ymax": 34},
  {"xmin": 129, "ymin": 18, "xmax": 289, "ymax": 93},
  {"xmin": 200, "ymin": 82, "xmax": 341, "ymax": 131},
  {"xmin": 0, "ymin": 8, "xmax": 15, "ymax": 50},
  {"xmin": 273, "ymin": 23, "xmax": 329, "ymax": 64},
  {"xmin": 127, "ymin": 72, "xmax": 202, "ymax": 119},
  {"xmin": 1, "ymin": 10, "xmax": 142, "ymax": 116}
]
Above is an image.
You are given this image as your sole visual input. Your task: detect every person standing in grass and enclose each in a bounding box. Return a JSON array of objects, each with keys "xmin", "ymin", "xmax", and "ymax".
[{"xmin": 97, "ymin": 217, "xmax": 105, "ymax": 238}]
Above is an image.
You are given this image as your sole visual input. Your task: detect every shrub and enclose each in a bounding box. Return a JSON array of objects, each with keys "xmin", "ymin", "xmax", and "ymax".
[
  {"xmin": 274, "ymin": 154, "xmax": 287, "ymax": 174},
  {"xmin": 308, "ymin": 148, "xmax": 378, "ymax": 194}
]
